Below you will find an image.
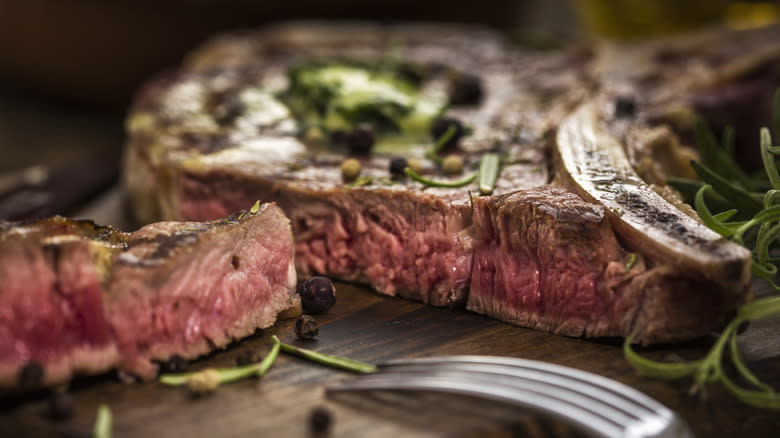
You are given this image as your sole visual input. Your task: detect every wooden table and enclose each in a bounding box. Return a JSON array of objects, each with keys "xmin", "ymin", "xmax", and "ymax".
[{"xmin": 1, "ymin": 78, "xmax": 778, "ymax": 438}]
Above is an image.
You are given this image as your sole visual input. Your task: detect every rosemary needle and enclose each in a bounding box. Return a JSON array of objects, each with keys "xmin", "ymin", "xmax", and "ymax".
[
  {"xmin": 160, "ymin": 338, "xmax": 280, "ymax": 386},
  {"xmin": 478, "ymin": 153, "xmax": 500, "ymax": 195},
  {"xmin": 273, "ymin": 335, "xmax": 378, "ymax": 373},
  {"xmin": 404, "ymin": 167, "xmax": 477, "ymax": 188},
  {"xmin": 93, "ymin": 404, "xmax": 112, "ymax": 438}
]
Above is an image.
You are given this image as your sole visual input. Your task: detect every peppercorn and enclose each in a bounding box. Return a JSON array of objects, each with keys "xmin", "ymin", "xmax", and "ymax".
[
  {"xmin": 614, "ymin": 96, "xmax": 636, "ymax": 118},
  {"xmin": 18, "ymin": 361, "xmax": 44, "ymax": 389},
  {"xmin": 299, "ymin": 276, "xmax": 337, "ymax": 314},
  {"xmin": 441, "ymin": 155, "xmax": 464, "ymax": 175},
  {"xmin": 294, "ymin": 315, "xmax": 320, "ymax": 340},
  {"xmin": 389, "ymin": 157, "xmax": 408, "ymax": 178},
  {"xmin": 187, "ymin": 368, "xmax": 221, "ymax": 396},
  {"xmin": 47, "ymin": 390, "xmax": 74, "ymax": 421},
  {"xmin": 430, "ymin": 117, "xmax": 464, "ymax": 150},
  {"xmin": 309, "ymin": 406, "xmax": 333, "ymax": 436},
  {"xmin": 449, "ymin": 73, "xmax": 483, "ymax": 105},
  {"xmin": 159, "ymin": 355, "xmax": 189, "ymax": 373},
  {"xmin": 346, "ymin": 125, "xmax": 375, "ymax": 156},
  {"xmin": 340, "ymin": 158, "xmax": 361, "ymax": 182},
  {"xmin": 329, "ymin": 129, "xmax": 349, "ymax": 146}
]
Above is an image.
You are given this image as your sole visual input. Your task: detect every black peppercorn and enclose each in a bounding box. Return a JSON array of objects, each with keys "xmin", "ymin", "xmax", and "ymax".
[
  {"xmin": 449, "ymin": 73, "xmax": 483, "ymax": 105},
  {"xmin": 159, "ymin": 355, "xmax": 189, "ymax": 373},
  {"xmin": 309, "ymin": 406, "xmax": 333, "ymax": 436},
  {"xmin": 346, "ymin": 125, "xmax": 375, "ymax": 156},
  {"xmin": 47, "ymin": 390, "xmax": 74, "ymax": 421},
  {"xmin": 389, "ymin": 157, "xmax": 409, "ymax": 178},
  {"xmin": 614, "ymin": 96, "xmax": 637, "ymax": 118},
  {"xmin": 295, "ymin": 315, "xmax": 320, "ymax": 340},
  {"xmin": 430, "ymin": 117, "xmax": 464, "ymax": 150},
  {"xmin": 299, "ymin": 276, "xmax": 337, "ymax": 314},
  {"xmin": 18, "ymin": 361, "xmax": 44, "ymax": 389},
  {"xmin": 329, "ymin": 129, "xmax": 349, "ymax": 146}
]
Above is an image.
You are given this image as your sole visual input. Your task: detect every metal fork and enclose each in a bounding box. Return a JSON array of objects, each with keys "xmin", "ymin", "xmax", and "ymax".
[{"xmin": 326, "ymin": 355, "xmax": 692, "ymax": 438}]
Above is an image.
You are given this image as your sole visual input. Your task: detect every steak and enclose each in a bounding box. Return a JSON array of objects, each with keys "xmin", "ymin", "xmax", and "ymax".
[
  {"xmin": 123, "ymin": 21, "xmax": 774, "ymax": 343},
  {"xmin": 0, "ymin": 203, "xmax": 297, "ymax": 387}
]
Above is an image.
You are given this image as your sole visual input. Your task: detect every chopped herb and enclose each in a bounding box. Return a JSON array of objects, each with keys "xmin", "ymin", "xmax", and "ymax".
[
  {"xmin": 250, "ymin": 200, "xmax": 261, "ymax": 214},
  {"xmin": 478, "ymin": 153, "xmax": 500, "ymax": 195},
  {"xmin": 404, "ymin": 167, "xmax": 477, "ymax": 188},
  {"xmin": 92, "ymin": 405, "xmax": 112, "ymax": 438},
  {"xmin": 274, "ymin": 335, "xmax": 377, "ymax": 373},
  {"xmin": 625, "ymin": 253, "xmax": 637, "ymax": 271}
]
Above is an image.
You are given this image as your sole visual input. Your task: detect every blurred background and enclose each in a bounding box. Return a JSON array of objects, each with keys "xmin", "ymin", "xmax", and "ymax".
[{"xmin": 0, "ymin": 0, "xmax": 778, "ymax": 222}]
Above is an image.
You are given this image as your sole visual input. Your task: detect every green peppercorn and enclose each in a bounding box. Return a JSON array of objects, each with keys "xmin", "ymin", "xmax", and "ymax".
[
  {"xmin": 442, "ymin": 155, "xmax": 464, "ymax": 175},
  {"xmin": 340, "ymin": 159, "xmax": 361, "ymax": 182}
]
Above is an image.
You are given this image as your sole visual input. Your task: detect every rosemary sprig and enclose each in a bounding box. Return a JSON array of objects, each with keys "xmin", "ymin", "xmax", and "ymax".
[
  {"xmin": 624, "ymin": 295, "xmax": 780, "ymax": 409},
  {"xmin": 160, "ymin": 337, "xmax": 281, "ymax": 387},
  {"xmin": 626, "ymin": 88, "xmax": 780, "ymax": 409},
  {"xmin": 273, "ymin": 335, "xmax": 378, "ymax": 373}
]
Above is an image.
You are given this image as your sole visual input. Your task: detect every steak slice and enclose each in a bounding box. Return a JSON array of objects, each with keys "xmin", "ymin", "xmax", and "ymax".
[
  {"xmin": 0, "ymin": 218, "xmax": 122, "ymax": 387},
  {"xmin": 0, "ymin": 202, "xmax": 297, "ymax": 387},
  {"xmin": 123, "ymin": 21, "xmax": 763, "ymax": 343}
]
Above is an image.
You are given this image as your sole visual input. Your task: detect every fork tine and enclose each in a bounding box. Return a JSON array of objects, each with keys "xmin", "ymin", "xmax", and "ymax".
[
  {"xmin": 382, "ymin": 356, "xmax": 665, "ymax": 416},
  {"xmin": 326, "ymin": 355, "xmax": 692, "ymax": 438}
]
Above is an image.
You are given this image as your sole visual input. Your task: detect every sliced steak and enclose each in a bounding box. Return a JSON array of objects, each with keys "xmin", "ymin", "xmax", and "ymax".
[
  {"xmin": 123, "ymin": 21, "xmax": 768, "ymax": 343},
  {"xmin": 124, "ymin": 22, "xmax": 587, "ymax": 307},
  {"xmin": 0, "ymin": 219, "xmax": 122, "ymax": 387},
  {"xmin": 0, "ymin": 202, "xmax": 297, "ymax": 387}
]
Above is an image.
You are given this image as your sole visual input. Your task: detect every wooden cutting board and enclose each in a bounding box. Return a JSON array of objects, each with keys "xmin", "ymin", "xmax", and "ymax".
[
  {"xmin": 1, "ymin": 92, "xmax": 778, "ymax": 437},
  {"xmin": 3, "ymin": 267, "xmax": 779, "ymax": 437}
]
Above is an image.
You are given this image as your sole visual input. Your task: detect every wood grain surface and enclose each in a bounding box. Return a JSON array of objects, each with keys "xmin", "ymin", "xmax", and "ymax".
[{"xmin": 2, "ymin": 272, "xmax": 779, "ymax": 438}]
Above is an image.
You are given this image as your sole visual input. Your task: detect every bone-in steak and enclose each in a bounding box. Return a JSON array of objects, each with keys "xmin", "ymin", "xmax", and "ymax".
[{"xmin": 123, "ymin": 22, "xmax": 767, "ymax": 344}]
